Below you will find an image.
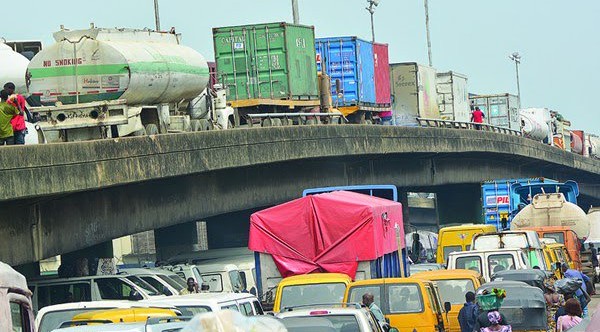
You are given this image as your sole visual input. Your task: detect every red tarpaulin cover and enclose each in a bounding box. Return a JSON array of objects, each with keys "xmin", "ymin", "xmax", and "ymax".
[{"xmin": 248, "ymin": 191, "xmax": 404, "ymax": 279}]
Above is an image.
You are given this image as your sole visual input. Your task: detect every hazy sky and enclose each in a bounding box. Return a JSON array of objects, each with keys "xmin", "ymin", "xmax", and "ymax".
[{"xmin": 3, "ymin": 0, "xmax": 598, "ymax": 132}]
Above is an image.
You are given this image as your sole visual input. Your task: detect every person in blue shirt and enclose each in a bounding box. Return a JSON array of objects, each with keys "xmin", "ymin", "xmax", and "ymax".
[
  {"xmin": 561, "ymin": 263, "xmax": 591, "ymax": 317},
  {"xmin": 458, "ymin": 291, "xmax": 478, "ymax": 332}
]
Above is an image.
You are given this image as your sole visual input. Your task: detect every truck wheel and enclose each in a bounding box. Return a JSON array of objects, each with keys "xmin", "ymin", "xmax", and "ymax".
[
  {"xmin": 145, "ymin": 124, "xmax": 159, "ymax": 135},
  {"xmin": 271, "ymin": 118, "xmax": 283, "ymax": 126},
  {"xmin": 198, "ymin": 119, "xmax": 212, "ymax": 131},
  {"xmin": 190, "ymin": 120, "xmax": 201, "ymax": 132},
  {"xmin": 261, "ymin": 118, "xmax": 273, "ymax": 127}
]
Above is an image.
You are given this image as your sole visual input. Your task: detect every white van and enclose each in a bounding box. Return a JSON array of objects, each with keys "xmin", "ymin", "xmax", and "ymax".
[
  {"xmin": 0, "ymin": 261, "xmax": 35, "ymax": 332},
  {"xmin": 141, "ymin": 292, "xmax": 263, "ymax": 317},
  {"xmin": 28, "ymin": 274, "xmax": 163, "ymax": 312},
  {"xmin": 166, "ymin": 263, "xmax": 245, "ymax": 293},
  {"xmin": 202, "ymin": 256, "xmax": 257, "ymax": 295},
  {"xmin": 447, "ymin": 248, "xmax": 530, "ymax": 282},
  {"xmin": 118, "ymin": 268, "xmax": 186, "ymax": 296}
]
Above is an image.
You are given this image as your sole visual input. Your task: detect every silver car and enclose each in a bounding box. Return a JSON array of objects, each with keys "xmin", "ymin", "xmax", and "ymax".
[{"xmin": 277, "ymin": 305, "xmax": 396, "ymax": 332}]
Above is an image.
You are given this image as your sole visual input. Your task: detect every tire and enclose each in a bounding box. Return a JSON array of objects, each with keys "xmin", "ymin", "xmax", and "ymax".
[
  {"xmin": 271, "ymin": 118, "xmax": 282, "ymax": 126},
  {"xmin": 198, "ymin": 119, "xmax": 212, "ymax": 131},
  {"xmin": 261, "ymin": 118, "xmax": 273, "ymax": 127},
  {"xmin": 190, "ymin": 119, "xmax": 201, "ymax": 132},
  {"xmin": 145, "ymin": 124, "xmax": 159, "ymax": 135},
  {"xmin": 132, "ymin": 128, "xmax": 146, "ymax": 136}
]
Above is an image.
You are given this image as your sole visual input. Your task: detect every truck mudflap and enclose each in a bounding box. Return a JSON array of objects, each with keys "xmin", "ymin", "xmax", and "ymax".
[{"xmin": 34, "ymin": 99, "xmax": 129, "ymax": 131}]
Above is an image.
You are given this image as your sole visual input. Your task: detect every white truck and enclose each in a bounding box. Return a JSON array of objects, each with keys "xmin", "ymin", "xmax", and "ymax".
[
  {"xmin": 436, "ymin": 71, "xmax": 470, "ymax": 122},
  {"xmin": 389, "ymin": 62, "xmax": 440, "ymax": 126},
  {"xmin": 26, "ymin": 25, "xmax": 233, "ymax": 143}
]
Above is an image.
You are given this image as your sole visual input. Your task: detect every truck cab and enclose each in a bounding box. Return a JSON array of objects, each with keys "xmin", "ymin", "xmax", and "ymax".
[
  {"xmin": 522, "ymin": 226, "xmax": 582, "ymax": 270},
  {"xmin": 436, "ymin": 224, "xmax": 497, "ymax": 265},
  {"xmin": 471, "ymin": 230, "xmax": 548, "ymax": 271},
  {"xmin": 0, "ymin": 261, "xmax": 35, "ymax": 332},
  {"xmin": 447, "ymin": 248, "xmax": 530, "ymax": 282},
  {"xmin": 274, "ymin": 273, "xmax": 352, "ymax": 313}
]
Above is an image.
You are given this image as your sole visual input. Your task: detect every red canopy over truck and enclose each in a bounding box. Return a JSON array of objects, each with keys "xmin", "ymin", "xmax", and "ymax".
[{"xmin": 249, "ymin": 191, "xmax": 403, "ymax": 279}]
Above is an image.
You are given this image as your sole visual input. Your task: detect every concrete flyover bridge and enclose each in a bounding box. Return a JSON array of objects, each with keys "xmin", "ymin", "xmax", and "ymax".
[{"xmin": 0, "ymin": 125, "xmax": 599, "ymax": 266}]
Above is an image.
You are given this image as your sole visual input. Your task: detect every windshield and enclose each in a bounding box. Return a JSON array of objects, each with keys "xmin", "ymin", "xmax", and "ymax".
[
  {"xmin": 279, "ymin": 283, "xmax": 346, "ymax": 310},
  {"xmin": 443, "ymin": 246, "xmax": 463, "ymax": 262},
  {"xmin": 436, "ymin": 279, "xmax": 476, "ymax": 304},
  {"xmin": 177, "ymin": 305, "xmax": 212, "ymax": 316},
  {"xmin": 455, "ymin": 256, "xmax": 482, "ymax": 274},
  {"xmin": 125, "ymin": 276, "xmax": 161, "ymax": 296},
  {"xmin": 201, "ymin": 273, "xmax": 223, "ymax": 292},
  {"xmin": 489, "ymin": 254, "xmax": 516, "ymax": 275},
  {"xmin": 229, "ymin": 270, "xmax": 244, "ymax": 292},
  {"xmin": 39, "ymin": 308, "xmax": 115, "ymax": 332},
  {"xmin": 140, "ymin": 276, "xmax": 172, "ymax": 295},
  {"xmin": 281, "ymin": 315, "xmax": 360, "ymax": 332},
  {"xmin": 159, "ymin": 274, "xmax": 186, "ymax": 290},
  {"xmin": 388, "ymin": 284, "xmax": 424, "ymax": 313},
  {"xmin": 544, "ymin": 233, "xmax": 565, "ymax": 244}
]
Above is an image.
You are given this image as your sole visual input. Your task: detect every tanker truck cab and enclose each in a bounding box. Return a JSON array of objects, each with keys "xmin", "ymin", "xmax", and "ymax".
[
  {"xmin": 522, "ymin": 226, "xmax": 582, "ymax": 270},
  {"xmin": 436, "ymin": 224, "xmax": 497, "ymax": 265},
  {"xmin": 274, "ymin": 273, "xmax": 351, "ymax": 313},
  {"xmin": 0, "ymin": 261, "xmax": 35, "ymax": 332},
  {"xmin": 471, "ymin": 230, "xmax": 548, "ymax": 271},
  {"xmin": 447, "ymin": 248, "xmax": 530, "ymax": 282}
]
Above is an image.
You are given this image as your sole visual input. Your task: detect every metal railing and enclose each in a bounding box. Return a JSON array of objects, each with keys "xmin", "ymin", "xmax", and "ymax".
[{"xmin": 416, "ymin": 118, "xmax": 522, "ymax": 136}]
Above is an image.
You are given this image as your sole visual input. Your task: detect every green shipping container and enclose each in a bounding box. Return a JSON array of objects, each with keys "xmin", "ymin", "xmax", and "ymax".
[{"xmin": 213, "ymin": 22, "xmax": 319, "ymax": 103}]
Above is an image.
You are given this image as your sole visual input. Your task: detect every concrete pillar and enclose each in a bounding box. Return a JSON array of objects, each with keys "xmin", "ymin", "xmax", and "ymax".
[
  {"xmin": 154, "ymin": 221, "xmax": 199, "ymax": 262},
  {"xmin": 436, "ymin": 185, "xmax": 483, "ymax": 225},
  {"xmin": 60, "ymin": 241, "xmax": 113, "ymax": 276}
]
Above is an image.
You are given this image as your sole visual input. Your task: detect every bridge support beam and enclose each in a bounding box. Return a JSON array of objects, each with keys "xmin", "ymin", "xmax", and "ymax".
[
  {"xmin": 435, "ymin": 185, "xmax": 483, "ymax": 225},
  {"xmin": 59, "ymin": 241, "xmax": 113, "ymax": 276},
  {"xmin": 154, "ymin": 222, "xmax": 199, "ymax": 263}
]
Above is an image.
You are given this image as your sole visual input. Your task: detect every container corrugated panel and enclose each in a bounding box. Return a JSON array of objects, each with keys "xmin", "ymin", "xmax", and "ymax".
[
  {"xmin": 470, "ymin": 93, "xmax": 520, "ymax": 130},
  {"xmin": 373, "ymin": 43, "xmax": 391, "ymax": 105},
  {"xmin": 213, "ymin": 22, "xmax": 319, "ymax": 102},
  {"xmin": 315, "ymin": 37, "xmax": 376, "ymax": 106}
]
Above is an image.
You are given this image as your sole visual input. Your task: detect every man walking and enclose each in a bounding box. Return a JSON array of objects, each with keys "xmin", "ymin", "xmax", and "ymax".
[
  {"xmin": 3, "ymin": 82, "xmax": 28, "ymax": 144},
  {"xmin": 471, "ymin": 106, "xmax": 485, "ymax": 130},
  {"xmin": 458, "ymin": 291, "xmax": 478, "ymax": 332},
  {"xmin": 0, "ymin": 90, "xmax": 19, "ymax": 145},
  {"xmin": 362, "ymin": 293, "xmax": 386, "ymax": 325}
]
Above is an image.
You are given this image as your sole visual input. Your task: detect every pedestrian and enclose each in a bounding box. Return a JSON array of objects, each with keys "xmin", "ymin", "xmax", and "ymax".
[
  {"xmin": 179, "ymin": 277, "xmax": 199, "ymax": 295},
  {"xmin": 457, "ymin": 291, "xmax": 478, "ymax": 332},
  {"xmin": 556, "ymin": 298, "xmax": 582, "ymax": 332},
  {"xmin": 471, "ymin": 106, "xmax": 485, "ymax": 130},
  {"xmin": 0, "ymin": 90, "xmax": 19, "ymax": 145},
  {"xmin": 481, "ymin": 311, "xmax": 512, "ymax": 332},
  {"xmin": 362, "ymin": 292, "xmax": 385, "ymax": 325},
  {"xmin": 561, "ymin": 264, "xmax": 591, "ymax": 317},
  {"xmin": 544, "ymin": 278, "xmax": 565, "ymax": 332},
  {"xmin": 3, "ymin": 82, "xmax": 29, "ymax": 144}
]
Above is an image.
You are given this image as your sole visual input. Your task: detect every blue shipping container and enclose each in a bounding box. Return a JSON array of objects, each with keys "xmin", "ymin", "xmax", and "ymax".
[
  {"xmin": 481, "ymin": 178, "xmax": 557, "ymax": 230},
  {"xmin": 315, "ymin": 37, "xmax": 376, "ymax": 106}
]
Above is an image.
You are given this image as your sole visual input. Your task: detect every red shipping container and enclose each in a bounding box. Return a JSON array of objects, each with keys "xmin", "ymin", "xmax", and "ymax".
[{"xmin": 373, "ymin": 43, "xmax": 391, "ymax": 105}]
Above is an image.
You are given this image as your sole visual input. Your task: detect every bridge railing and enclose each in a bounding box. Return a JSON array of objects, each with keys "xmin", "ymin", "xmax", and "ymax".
[{"xmin": 416, "ymin": 118, "xmax": 522, "ymax": 136}]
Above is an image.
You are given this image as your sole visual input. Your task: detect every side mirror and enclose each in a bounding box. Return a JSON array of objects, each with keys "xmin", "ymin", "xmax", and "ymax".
[
  {"xmin": 444, "ymin": 301, "xmax": 452, "ymax": 312},
  {"xmin": 129, "ymin": 290, "xmax": 143, "ymax": 301}
]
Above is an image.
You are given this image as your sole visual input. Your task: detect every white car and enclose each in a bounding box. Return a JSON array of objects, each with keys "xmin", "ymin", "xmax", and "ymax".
[
  {"xmin": 277, "ymin": 305, "xmax": 395, "ymax": 332},
  {"xmin": 50, "ymin": 317, "xmax": 190, "ymax": 332},
  {"xmin": 140, "ymin": 292, "xmax": 264, "ymax": 317},
  {"xmin": 36, "ymin": 301, "xmax": 177, "ymax": 332},
  {"xmin": 118, "ymin": 268, "xmax": 186, "ymax": 296},
  {"xmin": 163, "ymin": 263, "xmax": 245, "ymax": 293}
]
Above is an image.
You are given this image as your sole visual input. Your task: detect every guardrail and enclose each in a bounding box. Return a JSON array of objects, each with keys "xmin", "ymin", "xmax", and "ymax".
[
  {"xmin": 247, "ymin": 112, "xmax": 346, "ymax": 127},
  {"xmin": 416, "ymin": 118, "xmax": 522, "ymax": 136}
]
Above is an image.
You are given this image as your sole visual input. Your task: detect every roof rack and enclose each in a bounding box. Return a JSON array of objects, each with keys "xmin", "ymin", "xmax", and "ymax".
[
  {"xmin": 59, "ymin": 319, "xmax": 112, "ymax": 328},
  {"xmin": 283, "ymin": 302, "xmax": 364, "ymax": 312}
]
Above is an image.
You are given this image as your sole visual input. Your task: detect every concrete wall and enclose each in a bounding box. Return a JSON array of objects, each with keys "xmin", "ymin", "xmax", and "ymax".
[{"xmin": 0, "ymin": 126, "xmax": 599, "ymax": 265}]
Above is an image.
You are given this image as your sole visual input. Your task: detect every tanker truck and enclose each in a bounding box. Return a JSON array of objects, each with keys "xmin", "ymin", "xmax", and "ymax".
[
  {"xmin": 510, "ymin": 192, "xmax": 595, "ymax": 279},
  {"xmin": 26, "ymin": 24, "xmax": 234, "ymax": 142},
  {"xmin": 0, "ymin": 42, "xmax": 30, "ymax": 93},
  {"xmin": 520, "ymin": 108, "xmax": 553, "ymax": 144}
]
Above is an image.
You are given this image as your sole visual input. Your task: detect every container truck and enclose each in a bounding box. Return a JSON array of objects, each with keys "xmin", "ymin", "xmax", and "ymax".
[
  {"xmin": 390, "ymin": 62, "xmax": 440, "ymax": 126},
  {"xmin": 26, "ymin": 25, "xmax": 234, "ymax": 142},
  {"xmin": 315, "ymin": 37, "xmax": 391, "ymax": 123},
  {"xmin": 248, "ymin": 191, "xmax": 404, "ymax": 307},
  {"xmin": 436, "ymin": 71, "xmax": 470, "ymax": 122},
  {"xmin": 470, "ymin": 93, "xmax": 520, "ymax": 130}
]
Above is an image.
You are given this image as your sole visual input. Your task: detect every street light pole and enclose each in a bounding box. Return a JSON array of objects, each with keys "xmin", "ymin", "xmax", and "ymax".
[
  {"xmin": 509, "ymin": 52, "xmax": 522, "ymax": 108},
  {"xmin": 153, "ymin": 0, "xmax": 161, "ymax": 31},
  {"xmin": 366, "ymin": 0, "xmax": 380, "ymax": 43},
  {"xmin": 424, "ymin": 0, "xmax": 433, "ymax": 67},
  {"xmin": 291, "ymin": 0, "xmax": 300, "ymax": 24}
]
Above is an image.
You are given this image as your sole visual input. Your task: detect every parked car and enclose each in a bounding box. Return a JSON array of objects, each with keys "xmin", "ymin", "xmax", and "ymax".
[
  {"xmin": 140, "ymin": 292, "xmax": 264, "ymax": 317},
  {"xmin": 49, "ymin": 317, "xmax": 190, "ymax": 332},
  {"xmin": 28, "ymin": 274, "xmax": 164, "ymax": 312},
  {"xmin": 277, "ymin": 305, "xmax": 393, "ymax": 332},
  {"xmin": 118, "ymin": 268, "xmax": 185, "ymax": 296}
]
